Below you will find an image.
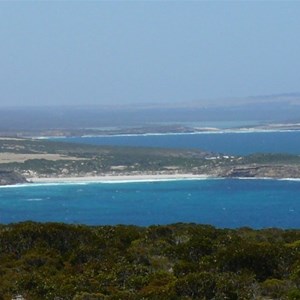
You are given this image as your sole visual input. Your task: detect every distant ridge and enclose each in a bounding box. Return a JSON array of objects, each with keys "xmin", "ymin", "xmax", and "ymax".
[
  {"xmin": 247, "ymin": 92, "xmax": 300, "ymax": 100},
  {"xmin": 0, "ymin": 93, "xmax": 299, "ymax": 131}
]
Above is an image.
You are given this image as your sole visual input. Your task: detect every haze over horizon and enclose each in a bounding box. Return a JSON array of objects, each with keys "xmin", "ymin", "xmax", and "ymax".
[{"xmin": 1, "ymin": 1, "xmax": 300, "ymax": 108}]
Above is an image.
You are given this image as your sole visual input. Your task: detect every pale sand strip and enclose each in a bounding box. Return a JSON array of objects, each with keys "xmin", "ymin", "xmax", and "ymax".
[
  {"xmin": 0, "ymin": 153, "xmax": 87, "ymax": 164},
  {"xmin": 30, "ymin": 174, "xmax": 211, "ymax": 183}
]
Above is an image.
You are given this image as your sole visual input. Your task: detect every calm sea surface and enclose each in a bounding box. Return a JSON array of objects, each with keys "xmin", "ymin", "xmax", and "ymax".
[
  {"xmin": 2, "ymin": 131, "xmax": 300, "ymax": 228},
  {"xmin": 52, "ymin": 131, "xmax": 300, "ymax": 155},
  {"xmin": 1, "ymin": 179, "xmax": 300, "ymax": 228}
]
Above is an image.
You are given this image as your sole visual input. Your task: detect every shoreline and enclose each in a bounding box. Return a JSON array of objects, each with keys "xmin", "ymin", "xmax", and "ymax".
[
  {"xmin": 2, "ymin": 174, "xmax": 300, "ymax": 188},
  {"xmin": 30, "ymin": 174, "xmax": 212, "ymax": 184},
  {"xmin": 33, "ymin": 127, "xmax": 300, "ymax": 140},
  {"xmin": 26, "ymin": 174, "xmax": 300, "ymax": 184}
]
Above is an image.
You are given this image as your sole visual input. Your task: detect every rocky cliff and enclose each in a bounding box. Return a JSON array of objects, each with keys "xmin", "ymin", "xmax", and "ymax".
[
  {"xmin": 221, "ymin": 165, "xmax": 300, "ymax": 178},
  {"xmin": 0, "ymin": 170, "xmax": 28, "ymax": 186}
]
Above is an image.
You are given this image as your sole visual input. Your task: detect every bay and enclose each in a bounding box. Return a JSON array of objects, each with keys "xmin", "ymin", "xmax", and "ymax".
[
  {"xmin": 53, "ymin": 131, "xmax": 300, "ymax": 155},
  {"xmin": 1, "ymin": 179, "xmax": 300, "ymax": 228}
]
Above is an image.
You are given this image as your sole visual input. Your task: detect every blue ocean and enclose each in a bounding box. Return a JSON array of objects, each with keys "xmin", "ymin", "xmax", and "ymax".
[
  {"xmin": 1, "ymin": 179, "xmax": 300, "ymax": 228},
  {"xmin": 2, "ymin": 131, "xmax": 300, "ymax": 228},
  {"xmin": 53, "ymin": 131, "xmax": 300, "ymax": 155}
]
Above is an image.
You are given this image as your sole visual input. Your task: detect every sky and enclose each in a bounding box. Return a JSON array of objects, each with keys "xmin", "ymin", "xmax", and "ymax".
[{"xmin": 0, "ymin": 1, "xmax": 300, "ymax": 107}]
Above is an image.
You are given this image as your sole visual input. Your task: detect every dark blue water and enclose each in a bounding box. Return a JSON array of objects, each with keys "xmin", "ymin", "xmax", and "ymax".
[
  {"xmin": 1, "ymin": 179, "xmax": 300, "ymax": 228},
  {"xmin": 52, "ymin": 131, "xmax": 300, "ymax": 155}
]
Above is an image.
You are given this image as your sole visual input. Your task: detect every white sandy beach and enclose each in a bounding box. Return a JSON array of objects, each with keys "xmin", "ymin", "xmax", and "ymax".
[{"xmin": 30, "ymin": 173, "xmax": 211, "ymax": 183}]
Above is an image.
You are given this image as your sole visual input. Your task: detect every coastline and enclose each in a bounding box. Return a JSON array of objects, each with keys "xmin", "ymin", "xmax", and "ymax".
[
  {"xmin": 27, "ymin": 174, "xmax": 300, "ymax": 184},
  {"xmin": 30, "ymin": 173, "xmax": 212, "ymax": 184},
  {"xmin": 34, "ymin": 127, "xmax": 300, "ymax": 140},
  {"xmin": 1, "ymin": 174, "xmax": 300, "ymax": 188}
]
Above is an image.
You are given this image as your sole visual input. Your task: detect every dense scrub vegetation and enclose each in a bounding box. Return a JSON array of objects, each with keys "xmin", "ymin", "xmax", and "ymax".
[
  {"xmin": 0, "ymin": 139, "xmax": 217, "ymax": 177},
  {"xmin": 2, "ymin": 138, "xmax": 300, "ymax": 180},
  {"xmin": 0, "ymin": 222, "xmax": 299, "ymax": 299}
]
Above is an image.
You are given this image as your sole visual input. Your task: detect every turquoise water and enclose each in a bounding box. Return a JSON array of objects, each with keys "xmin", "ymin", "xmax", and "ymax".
[
  {"xmin": 4, "ymin": 131, "xmax": 300, "ymax": 228},
  {"xmin": 53, "ymin": 131, "xmax": 300, "ymax": 155},
  {"xmin": 1, "ymin": 179, "xmax": 300, "ymax": 228}
]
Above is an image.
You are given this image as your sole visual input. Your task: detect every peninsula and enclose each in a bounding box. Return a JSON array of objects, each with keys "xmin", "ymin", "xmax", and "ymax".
[{"xmin": 0, "ymin": 137, "xmax": 300, "ymax": 185}]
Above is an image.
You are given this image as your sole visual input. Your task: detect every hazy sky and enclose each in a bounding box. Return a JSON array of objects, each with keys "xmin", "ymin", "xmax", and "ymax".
[{"xmin": 1, "ymin": 1, "xmax": 300, "ymax": 107}]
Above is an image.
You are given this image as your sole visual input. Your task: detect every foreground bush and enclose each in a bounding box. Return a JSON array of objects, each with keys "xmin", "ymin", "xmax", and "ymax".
[{"xmin": 0, "ymin": 222, "xmax": 299, "ymax": 299}]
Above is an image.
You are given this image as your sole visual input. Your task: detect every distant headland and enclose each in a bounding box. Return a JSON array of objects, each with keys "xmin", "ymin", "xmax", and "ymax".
[{"xmin": 1, "ymin": 137, "xmax": 300, "ymax": 186}]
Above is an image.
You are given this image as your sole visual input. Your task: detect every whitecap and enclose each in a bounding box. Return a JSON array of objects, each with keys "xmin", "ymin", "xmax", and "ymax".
[
  {"xmin": 25, "ymin": 198, "xmax": 44, "ymax": 202},
  {"xmin": 277, "ymin": 178, "xmax": 300, "ymax": 182}
]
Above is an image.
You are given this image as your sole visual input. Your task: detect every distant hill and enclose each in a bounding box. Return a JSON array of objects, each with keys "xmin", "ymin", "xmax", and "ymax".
[{"xmin": 0, "ymin": 93, "xmax": 299, "ymax": 131}]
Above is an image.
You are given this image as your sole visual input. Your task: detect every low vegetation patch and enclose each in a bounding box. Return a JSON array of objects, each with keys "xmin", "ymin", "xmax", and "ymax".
[{"xmin": 0, "ymin": 222, "xmax": 299, "ymax": 299}]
